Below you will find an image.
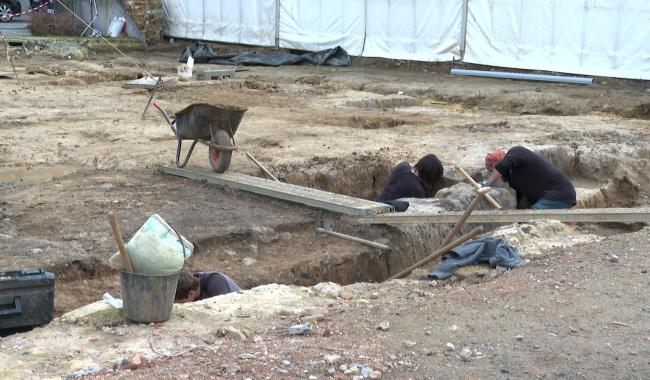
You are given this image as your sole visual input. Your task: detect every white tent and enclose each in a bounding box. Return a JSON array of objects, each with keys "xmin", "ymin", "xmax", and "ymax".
[{"xmin": 162, "ymin": 0, "xmax": 650, "ymax": 80}]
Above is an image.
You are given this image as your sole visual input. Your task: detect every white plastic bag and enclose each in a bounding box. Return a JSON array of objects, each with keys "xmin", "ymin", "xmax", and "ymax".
[
  {"xmin": 107, "ymin": 17, "xmax": 126, "ymax": 38},
  {"xmin": 108, "ymin": 214, "xmax": 193, "ymax": 275}
]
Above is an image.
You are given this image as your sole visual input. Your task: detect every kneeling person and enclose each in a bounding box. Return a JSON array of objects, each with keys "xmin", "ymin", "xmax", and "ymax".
[
  {"xmin": 482, "ymin": 146, "xmax": 576, "ymax": 209},
  {"xmin": 175, "ymin": 269, "xmax": 241, "ymax": 303}
]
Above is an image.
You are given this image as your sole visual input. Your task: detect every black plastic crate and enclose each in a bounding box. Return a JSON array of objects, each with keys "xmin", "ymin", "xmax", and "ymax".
[{"xmin": 0, "ymin": 269, "xmax": 55, "ymax": 330}]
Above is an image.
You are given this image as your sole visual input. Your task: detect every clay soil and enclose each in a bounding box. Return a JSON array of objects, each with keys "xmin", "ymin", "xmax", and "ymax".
[{"xmin": 0, "ymin": 41, "xmax": 649, "ymax": 378}]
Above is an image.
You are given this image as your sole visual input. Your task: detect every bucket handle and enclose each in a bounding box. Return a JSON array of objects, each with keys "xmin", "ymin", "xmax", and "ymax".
[{"xmin": 168, "ymin": 224, "xmax": 188, "ymax": 260}]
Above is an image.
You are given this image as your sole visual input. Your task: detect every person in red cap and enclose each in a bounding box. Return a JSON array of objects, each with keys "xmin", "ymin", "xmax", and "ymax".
[{"xmin": 481, "ymin": 146, "xmax": 576, "ymax": 209}]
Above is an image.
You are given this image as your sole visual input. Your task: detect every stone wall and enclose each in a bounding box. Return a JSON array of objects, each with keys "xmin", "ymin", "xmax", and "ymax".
[{"xmin": 121, "ymin": 0, "xmax": 162, "ymax": 45}]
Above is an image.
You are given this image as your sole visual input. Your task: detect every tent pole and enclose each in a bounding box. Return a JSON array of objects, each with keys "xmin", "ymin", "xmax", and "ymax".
[
  {"xmin": 274, "ymin": 0, "xmax": 280, "ymax": 48},
  {"xmin": 459, "ymin": 0, "xmax": 469, "ymax": 61}
]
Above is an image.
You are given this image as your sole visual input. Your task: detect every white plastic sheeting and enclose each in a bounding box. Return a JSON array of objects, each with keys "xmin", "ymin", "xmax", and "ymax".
[
  {"xmin": 279, "ymin": 0, "xmax": 464, "ymax": 61},
  {"xmin": 363, "ymin": 0, "xmax": 464, "ymax": 61},
  {"xmin": 162, "ymin": 0, "xmax": 277, "ymax": 47},
  {"xmin": 161, "ymin": 0, "xmax": 650, "ymax": 80},
  {"xmin": 279, "ymin": 0, "xmax": 365, "ymax": 55},
  {"xmin": 464, "ymin": 0, "xmax": 650, "ymax": 80}
]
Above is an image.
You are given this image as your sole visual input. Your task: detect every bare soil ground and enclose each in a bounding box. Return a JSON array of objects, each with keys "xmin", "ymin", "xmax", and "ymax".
[
  {"xmin": 94, "ymin": 229, "xmax": 650, "ymax": 380},
  {"xmin": 0, "ymin": 41, "xmax": 649, "ymax": 378}
]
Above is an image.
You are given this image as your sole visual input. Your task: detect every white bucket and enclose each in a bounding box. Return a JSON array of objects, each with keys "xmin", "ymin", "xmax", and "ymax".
[
  {"xmin": 109, "ymin": 214, "xmax": 193, "ymax": 275},
  {"xmin": 107, "ymin": 17, "xmax": 126, "ymax": 38}
]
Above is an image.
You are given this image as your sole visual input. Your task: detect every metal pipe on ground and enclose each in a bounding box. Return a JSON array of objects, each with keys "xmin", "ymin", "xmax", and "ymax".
[
  {"xmin": 386, "ymin": 226, "xmax": 484, "ymax": 281},
  {"xmin": 316, "ymin": 227, "xmax": 390, "ymax": 251},
  {"xmin": 451, "ymin": 68, "xmax": 594, "ymax": 85}
]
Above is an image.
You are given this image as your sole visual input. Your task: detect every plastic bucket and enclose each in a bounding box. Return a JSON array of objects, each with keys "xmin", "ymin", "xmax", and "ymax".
[
  {"xmin": 120, "ymin": 270, "xmax": 179, "ymax": 323},
  {"xmin": 121, "ymin": 214, "xmax": 193, "ymax": 275}
]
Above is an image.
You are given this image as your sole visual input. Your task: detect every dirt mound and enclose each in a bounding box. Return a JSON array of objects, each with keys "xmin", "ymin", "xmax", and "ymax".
[
  {"xmin": 345, "ymin": 95, "xmax": 419, "ymax": 109},
  {"xmin": 535, "ymin": 144, "xmax": 650, "ymax": 207},
  {"xmin": 274, "ymin": 153, "xmax": 394, "ymax": 200},
  {"xmin": 620, "ymin": 102, "xmax": 650, "ymax": 119},
  {"xmin": 347, "ymin": 115, "xmax": 406, "ymax": 129}
]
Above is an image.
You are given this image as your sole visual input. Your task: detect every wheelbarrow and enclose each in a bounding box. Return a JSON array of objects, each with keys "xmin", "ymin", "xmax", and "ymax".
[{"xmin": 153, "ymin": 101, "xmax": 247, "ymax": 173}]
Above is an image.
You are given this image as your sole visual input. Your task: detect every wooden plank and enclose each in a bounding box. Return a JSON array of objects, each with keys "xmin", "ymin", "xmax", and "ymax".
[
  {"xmin": 160, "ymin": 166, "xmax": 392, "ymax": 216},
  {"xmin": 346, "ymin": 208, "xmax": 650, "ymax": 224}
]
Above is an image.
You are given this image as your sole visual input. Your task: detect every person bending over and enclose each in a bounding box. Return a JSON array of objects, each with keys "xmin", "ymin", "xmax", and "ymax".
[
  {"xmin": 482, "ymin": 146, "xmax": 576, "ymax": 209},
  {"xmin": 377, "ymin": 154, "xmax": 444, "ymax": 211},
  {"xmin": 175, "ymin": 269, "xmax": 241, "ymax": 303}
]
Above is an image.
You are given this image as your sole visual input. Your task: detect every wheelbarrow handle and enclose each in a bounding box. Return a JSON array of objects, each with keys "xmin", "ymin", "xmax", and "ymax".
[{"xmin": 153, "ymin": 101, "xmax": 178, "ymax": 136}]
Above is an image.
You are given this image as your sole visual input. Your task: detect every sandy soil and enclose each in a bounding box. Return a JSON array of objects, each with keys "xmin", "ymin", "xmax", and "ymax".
[{"xmin": 0, "ymin": 41, "xmax": 649, "ymax": 378}]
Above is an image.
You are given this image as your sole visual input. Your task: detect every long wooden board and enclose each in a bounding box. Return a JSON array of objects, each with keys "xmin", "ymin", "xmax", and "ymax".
[
  {"xmin": 160, "ymin": 166, "xmax": 392, "ymax": 216},
  {"xmin": 346, "ymin": 208, "xmax": 650, "ymax": 224}
]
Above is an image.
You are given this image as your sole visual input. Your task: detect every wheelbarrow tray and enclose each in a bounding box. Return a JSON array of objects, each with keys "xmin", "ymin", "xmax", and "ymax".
[{"xmin": 174, "ymin": 103, "xmax": 247, "ymax": 140}]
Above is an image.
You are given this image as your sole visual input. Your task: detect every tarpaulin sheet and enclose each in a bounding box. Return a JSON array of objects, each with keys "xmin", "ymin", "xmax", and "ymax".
[
  {"xmin": 278, "ymin": 0, "xmax": 365, "ymax": 56},
  {"xmin": 463, "ymin": 0, "xmax": 650, "ymax": 80},
  {"xmin": 180, "ymin": 43, "xmax": 351, "ymax": 67},
  {"xmin": 363, "ymin": 0, "xmax": 464, "ymax": 62},
  {"xmin": 163, "ymin": 0, "xmax": 277, "ymax": 47}
]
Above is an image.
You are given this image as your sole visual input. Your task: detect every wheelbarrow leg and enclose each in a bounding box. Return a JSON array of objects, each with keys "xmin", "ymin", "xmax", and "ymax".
[{"xmin": 176, "ymin": 139, "xmax": 200, "ymax": 168}]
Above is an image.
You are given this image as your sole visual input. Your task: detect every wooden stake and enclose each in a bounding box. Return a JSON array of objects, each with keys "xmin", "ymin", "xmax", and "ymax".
[
  {"xmin": 107, "ymin": 212, "xmax": 135, "ymax": 273},
  {"xmin": 386, "ymin": 226, "xmax": 483, "ymax": 281},
  {"xmin": 439, "ymin": 187, "xmax": 491, "ymax": 248},
  {"xmin": 316, "ymin": 227, "xmax": 390, "ymax": 251},
  {"xmin": 245, "ymin": 152, "xmax": 279, "ymax": 182},
  {"xmin": 455, "ymin": 165, "xmax": 502, "ymax": 209}
]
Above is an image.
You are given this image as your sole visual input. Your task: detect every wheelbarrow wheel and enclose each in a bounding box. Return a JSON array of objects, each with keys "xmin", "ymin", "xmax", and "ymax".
[{"xmin": 209, "ymin": 129, "xmax": 233, "ymax": 173}]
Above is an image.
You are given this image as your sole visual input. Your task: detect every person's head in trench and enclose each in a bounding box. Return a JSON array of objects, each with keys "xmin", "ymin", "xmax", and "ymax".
[
  {"xmin": 376, "ymin": 153, "xmax": 444, "ymax": 212},
  {"xmin": 484, "ymin": 149, "xmax": 507, "ymax": 172},
  {"xmin": 413, "ymin": 153, "xmax": 444, "ymax": 194},
  {"xmin": 174, "ymin": 269, "xmax": 241, "ymax": 303}
]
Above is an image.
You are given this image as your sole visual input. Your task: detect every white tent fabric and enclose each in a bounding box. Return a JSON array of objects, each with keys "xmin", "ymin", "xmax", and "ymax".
[
  {"xmin": 161, "ymin": 0, "xmax": 650, "ymax": 80},
  {"xmin": 363, "ymin": 0, "xmax": 464, "ymax": 61},
  {"xmin": 278, "ymin": 0, "xmax": 464, "ymax": 61},
  {"xmin": 163, "ymin": 0, "xmax": 204, "ymax": 41},
  {"xmin": 279, "ymin": 0, "xmax": 365, "ymax": 55},
  {"xmin": 463, "ymin": 0, "xmax": 650, "ymax": 80},
  {"xmin": 163, "ymin": 0, "xmax": 277, "ymax": 47}
]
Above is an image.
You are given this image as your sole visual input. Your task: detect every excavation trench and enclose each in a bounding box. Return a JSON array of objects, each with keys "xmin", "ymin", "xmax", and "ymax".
[{"xmin": 17, "ymin": 145, "xmax": 648, "ymax": 318}]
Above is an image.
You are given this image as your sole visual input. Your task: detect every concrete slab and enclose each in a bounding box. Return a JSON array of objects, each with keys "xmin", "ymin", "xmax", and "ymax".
[{"xmin": 196, "ymin": 69, "xmax": 235, "ymax": 80}]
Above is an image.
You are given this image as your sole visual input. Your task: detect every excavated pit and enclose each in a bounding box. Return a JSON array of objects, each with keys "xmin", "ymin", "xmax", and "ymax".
[{"xmin": 6, "ymin": 145, "xmax": 647, "ymax": 319}]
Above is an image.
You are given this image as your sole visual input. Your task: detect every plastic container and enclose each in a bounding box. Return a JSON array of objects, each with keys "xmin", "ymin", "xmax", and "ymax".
[
  {"xmin": 0, "ymin": 269, "xmax": 55, "ymax": 330},
  {"xmin": 107, "ymin": 16, "xmax": 126, "ymax": 38},
  {"xmin": 109, "ymin": 214, "xmax": 193, "ymax": 275},
  {"xmin": 120, "ymin": 271, "xmax": 179, "ymax": 323}
]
